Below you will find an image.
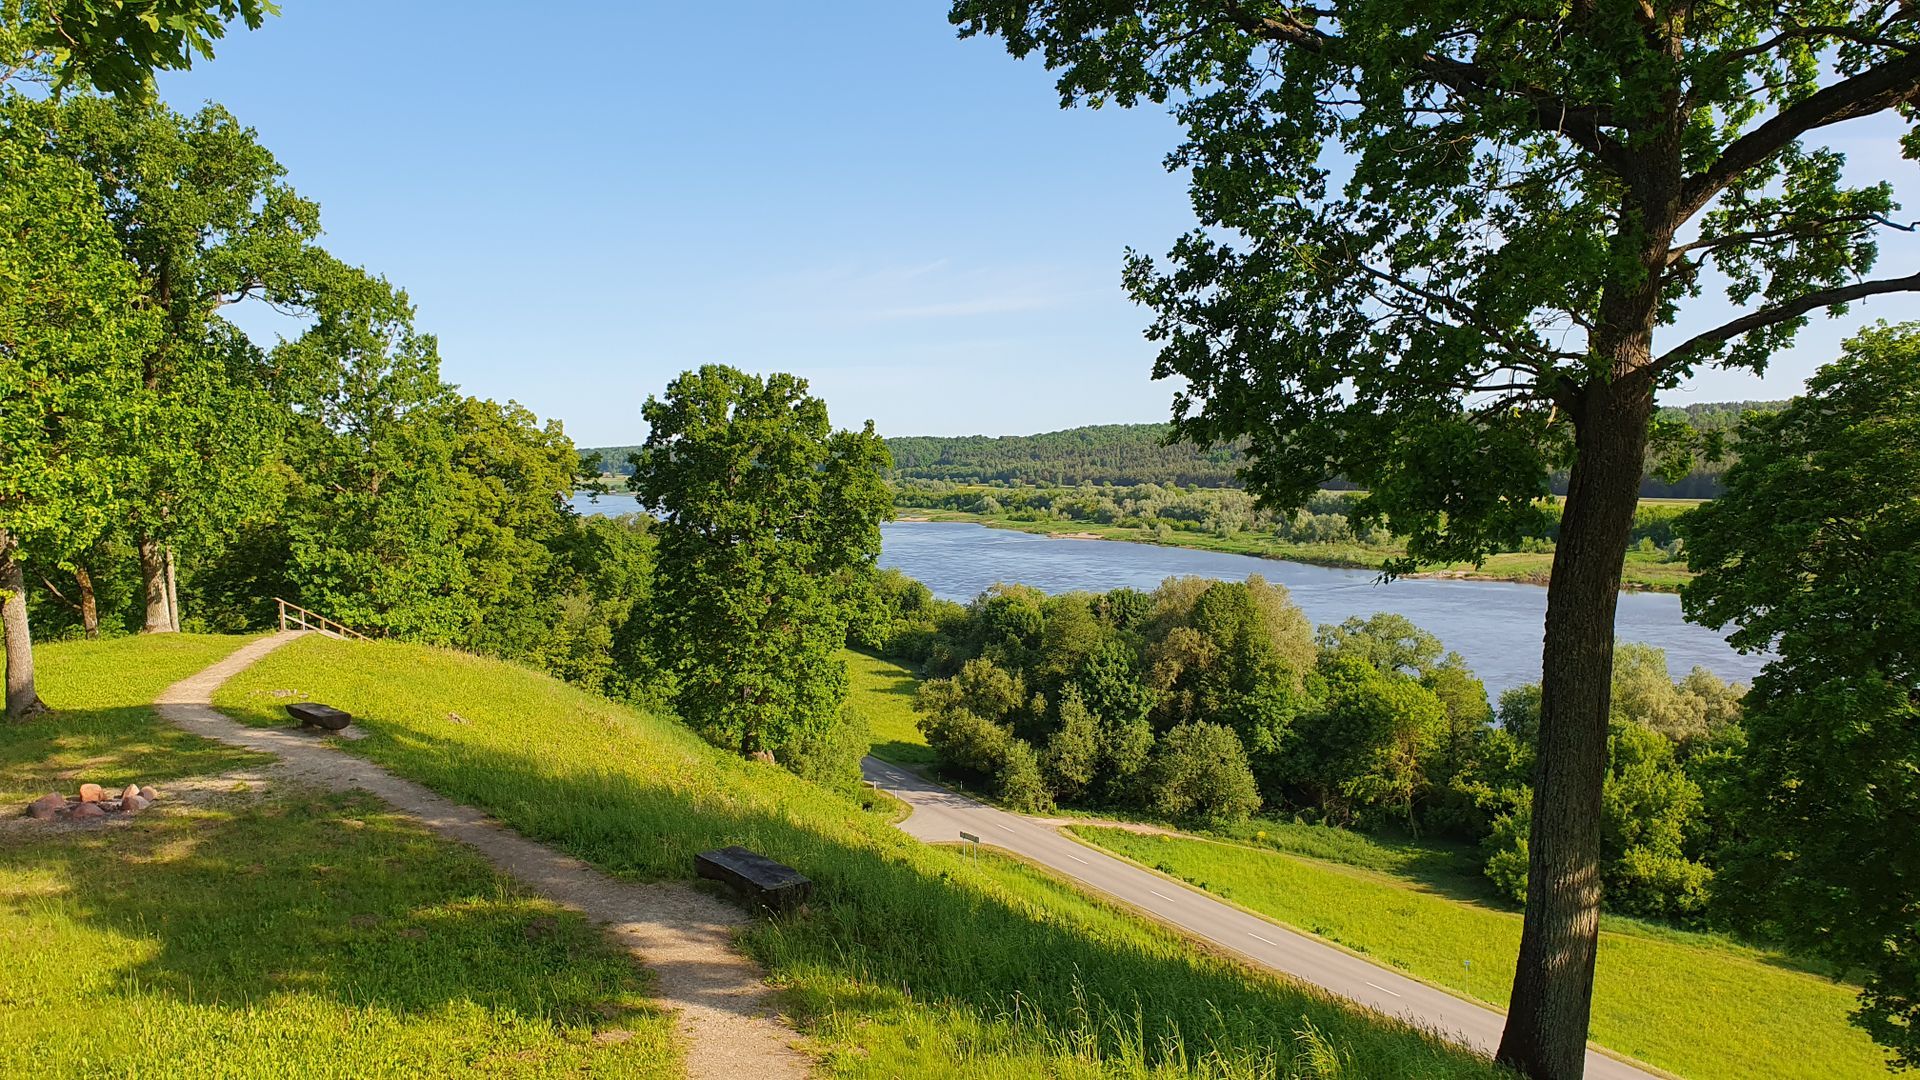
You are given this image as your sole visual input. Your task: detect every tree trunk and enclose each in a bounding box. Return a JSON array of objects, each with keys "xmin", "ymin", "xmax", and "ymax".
[
  {"xmin": 138, "ymin": 535, "xmax": 175, "ymax": 634},
  {"xmin": 1, "ymin": 531, "xmax": 45, "ymax": 720},
  {"xmin": 164, "ymin": 545, "xmax": 182, "ymax": 632},
  {"xmin": 75, "ymin": 566, "xmax": 99, "ymax": 639},
  {"xmin": 1497, "ymin": 375, "xmax": 1653, "ymax": 1080}
]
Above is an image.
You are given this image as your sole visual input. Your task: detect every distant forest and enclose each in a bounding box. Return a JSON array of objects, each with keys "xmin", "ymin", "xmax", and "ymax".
[{"xmin": 584, "ymin": 401, "xmax": 1784, "ymax": 498}]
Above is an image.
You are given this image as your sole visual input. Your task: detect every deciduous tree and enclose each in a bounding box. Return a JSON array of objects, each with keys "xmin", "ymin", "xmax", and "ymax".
[
  {"xmin": 632, "ymin": 366, "xmax": 892, "ymax": 759},
  {"xmin": 1682, "ymin": 323, "xmax": 1920, "ymax": 1067},
  {"xmin": 951, "ymin": 4, "xmax": 1919, "ymax": 1072},
  {"xmin": 0, "ymin": 119, "xmax": 151, "ymax": 717}
]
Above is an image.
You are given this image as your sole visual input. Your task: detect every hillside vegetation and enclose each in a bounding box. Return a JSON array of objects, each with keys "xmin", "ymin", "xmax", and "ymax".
[
  {"xmin": 213, "ymin": 634, "xmax": 1507, "ymax": 1079},
  {"xmin": 1, "ymin": 637, "xmax": 678, "ymax": 1078}
]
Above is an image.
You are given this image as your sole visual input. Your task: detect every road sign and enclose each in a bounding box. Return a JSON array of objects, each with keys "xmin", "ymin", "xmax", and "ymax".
[{"xmin": 959, "ymin": 831, "xmax": 980, "ymax": 844}]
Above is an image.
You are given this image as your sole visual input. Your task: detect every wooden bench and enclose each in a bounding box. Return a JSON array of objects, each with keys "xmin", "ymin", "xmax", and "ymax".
[
  {"xmin": 286, "ymin": 702, "xmax": 352, "ymax": 731},
  {"xmin": 694, "ymin": 846, "xmax": 812, "ymax": 911}
]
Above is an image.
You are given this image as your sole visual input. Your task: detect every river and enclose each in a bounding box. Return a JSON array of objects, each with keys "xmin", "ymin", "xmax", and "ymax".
[{"xmin": 570, "ymin": 492, "xmax": 1765, "ymax": 696}]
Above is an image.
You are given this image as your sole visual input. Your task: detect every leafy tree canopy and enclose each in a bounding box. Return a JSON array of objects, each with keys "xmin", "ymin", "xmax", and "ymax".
[
  {"xmin": 1682, "ymin": 322, "xmax": 1920, "ymax": 1068},
  {"xmin": 631, "ymin": 366, "xmax": 892, "ymax": 760}
]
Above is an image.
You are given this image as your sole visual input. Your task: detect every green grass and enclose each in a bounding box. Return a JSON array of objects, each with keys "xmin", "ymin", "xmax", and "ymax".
[
  {"xmin": 215, "ymin": 635, "xmax": 1507, "ymax": 1080},
  {"xmin": 1, "ymin": 634, "xmax": 269, "ymax": 804},
  {"xmin": 3, "ymin": 637, "xmax": 679, "ymax": 1078},
  {"xmin": 843, "ymin": 648, "xmax": 933, "ymax": 767},
  {"xmin": 1071, "ymin": 826, "xmax": 1887, "ymax": 1080}
]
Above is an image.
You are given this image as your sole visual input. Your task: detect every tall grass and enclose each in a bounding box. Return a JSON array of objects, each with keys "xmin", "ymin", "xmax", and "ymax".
[{"xmin": 215, "ymin": 636, "xmax": 1507, "ymax": 1079}]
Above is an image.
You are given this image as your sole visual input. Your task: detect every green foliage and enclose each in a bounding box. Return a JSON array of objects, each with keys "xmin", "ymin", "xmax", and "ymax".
[
  {"xmin": 0, "ymin": 112, "xmax": 151, "ymax": 581},
  {"xmin": 1682, "ymin": 322, "xmax": 1920, "ymax": 1068},
  {"xmin": 1142, "ymin": 721, "xmax": 1262, "ymax": 822},
  {"xmin": 1315, "ymin": 614, "xmax": 1443, "ymax": 679},
  {"xmin": 2, "ymin": 0, "xmax": 277, "ymax": 97},
  {"xmin": 631, "ymin": 365, "xmax": 892, "ymax": 759},
  {"xmin": 1289, "ymin": 658, "xmax": 1447, "ymax": 827}
]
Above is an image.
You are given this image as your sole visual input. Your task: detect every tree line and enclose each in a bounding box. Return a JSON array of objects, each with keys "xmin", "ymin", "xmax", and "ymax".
[{"xmin": 589, "ymin": 407, "xmax": 1777, "ymax": 497}]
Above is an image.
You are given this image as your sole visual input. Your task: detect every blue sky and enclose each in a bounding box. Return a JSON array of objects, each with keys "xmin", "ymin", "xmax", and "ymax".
[{"xmin": 157, "ymin": 2, "xmax": 1919, "ymax": 446}]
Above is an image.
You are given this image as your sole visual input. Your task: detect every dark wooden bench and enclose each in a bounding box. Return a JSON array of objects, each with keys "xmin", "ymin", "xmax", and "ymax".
[
  {"xmin": 694, "ymin": 846, "xmax": 812, "ymax": 911},
  {"xmin": 286, "ymin": 702, "xmax": 352, "ymax": 730}
]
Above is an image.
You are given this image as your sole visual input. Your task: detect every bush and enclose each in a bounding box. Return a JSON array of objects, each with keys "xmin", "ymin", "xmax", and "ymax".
[
  {"xmin": 1144, "ymin": 722, "xmax": 1262, "ymax": 823},
  {"xmin": 1482, "ymin": 804, "xmax": 1531, "ymax": 905},
  {"xmin": 997, "ymin": 738, "xmax": 1054, "ymax": 813},
  {"xmin": 1610, "ymin": 847, "xmax": 1713, "ymax": 920},
  {"xmin": 777, "ymin": 705, "xmax": 870, "ymax": 795}
]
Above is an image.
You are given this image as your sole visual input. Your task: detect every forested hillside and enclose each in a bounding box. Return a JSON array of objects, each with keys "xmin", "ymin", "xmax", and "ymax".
[{"xmin": 584, "ymin": 401, "xmax": 1784, "ymax": 496}]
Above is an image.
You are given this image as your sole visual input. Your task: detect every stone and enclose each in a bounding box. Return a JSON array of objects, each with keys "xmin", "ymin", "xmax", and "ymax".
[
  {"xmin": 78, "ymin": 783, "xmax": 104, "ymax": 803},
  {"xmin": 71, "ymin": 802, "xmax": 106, "ymax": 819},
  {"xmin": 121, "ymin": 784, "xmax": 141, "ymax": 802},
  {"xmin": 122, "ymin": 795, "xmax": 150, "ymax": 815},
  {"xmin": 138, "ymin": 786, "xmax": 159, "ymax": 802},
  {"xmin": 26, "ymin": 793, "xmax": 67, "ymax": 820},
  {"xmin": 749, "ymin": 750, "xmax": 776, "ymax": 765}
]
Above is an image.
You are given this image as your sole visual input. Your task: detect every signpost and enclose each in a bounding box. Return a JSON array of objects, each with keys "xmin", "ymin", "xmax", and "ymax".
[{"xmin": 959, "ymin": 830, "xmax": 980, "ymax": 861}]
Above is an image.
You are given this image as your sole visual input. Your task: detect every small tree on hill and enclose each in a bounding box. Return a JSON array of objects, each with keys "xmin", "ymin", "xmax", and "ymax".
[{"xmin": 632, "ymin": 366, "xmax": 892, "ymax": 759}]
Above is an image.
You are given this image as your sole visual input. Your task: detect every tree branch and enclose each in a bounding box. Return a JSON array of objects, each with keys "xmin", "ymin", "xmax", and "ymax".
[
  {"xmin": 1214, "ymin": 1, "xmax": 1627, "ymax": 164},
  {"xmin": 1653, "ymin": 270, "xmax": 1920, "ymax": 369},
  {"xmin": 1679, "ymin": 51, "xmax": 1920, "ymax": 222},
  {"xmin": 1666, "ymin": 212, "xmax": 1918, "ymax": 260}
]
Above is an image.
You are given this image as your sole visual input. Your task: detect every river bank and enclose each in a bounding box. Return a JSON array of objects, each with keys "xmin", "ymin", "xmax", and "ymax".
[{"xmin": 893, "ymin": 510, "xmax": 1693, "ymax": 593}]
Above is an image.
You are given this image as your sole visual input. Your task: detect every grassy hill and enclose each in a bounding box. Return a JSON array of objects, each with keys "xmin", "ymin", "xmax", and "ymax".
[
  {"xmin": 2, "ymin": 635, "xmax": 678, "ymax": 1077},
  {"xmin": 211, "ymin": 634, "xmax": 1504, "ymax": 1079}
]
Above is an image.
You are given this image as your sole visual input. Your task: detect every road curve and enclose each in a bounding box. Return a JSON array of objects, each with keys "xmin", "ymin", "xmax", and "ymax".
[{"xmin": 861, "ymin": 756, "xmax": 1662, "ymax": 1080}]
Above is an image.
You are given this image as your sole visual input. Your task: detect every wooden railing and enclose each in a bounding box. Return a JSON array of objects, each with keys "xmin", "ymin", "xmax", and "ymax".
[{"xmin": 275, "ymin": 597, "xmax": 371, "ymax": 641}]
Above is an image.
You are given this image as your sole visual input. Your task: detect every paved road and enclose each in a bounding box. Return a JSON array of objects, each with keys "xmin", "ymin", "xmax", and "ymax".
[{"xmin": 861, "ymin": 756, "xmax": 1662, "ymax": 1080}]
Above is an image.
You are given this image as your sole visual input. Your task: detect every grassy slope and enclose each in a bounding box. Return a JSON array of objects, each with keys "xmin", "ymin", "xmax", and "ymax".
[
  {"xmin": 215, "ymin": 635, "xmax": 1506, "ymax": 1080},
  {"xmin": 1073, "ymin": 827, "xmax": 1884, "ymax": 1080},
  {"xmin": 3, "ymin": 636, "xmax": 678, "ymax": 1078},
  {"xmin": 903, "ymin": 509, "xmax": 1693, "ymax": 592},
  {"xmin": 843, "ymin": 648, "xmax": 934, "ymax": 767}
]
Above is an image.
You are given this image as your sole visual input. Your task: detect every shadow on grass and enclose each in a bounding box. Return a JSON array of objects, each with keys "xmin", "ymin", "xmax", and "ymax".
[
  {"xmin": 0, "ymin": 705, "xmax": 269, "ymax": 804},
  {"xmin": 357, "ymin": 725, "xmax": 1506, "ymax": 1079},
  {"xmin": 0, "ymin": 787, "xmax": 666, "ymax": 1033}
]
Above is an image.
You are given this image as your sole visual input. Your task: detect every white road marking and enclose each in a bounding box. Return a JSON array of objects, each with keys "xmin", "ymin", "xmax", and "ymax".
[
  {"xmin": 1062, "ymin": 851, "xmax": 1089, "ymax": 865},
  {"xmin": 1365, "ymin": 981, "xmax": 1403, "ymax": 998},
  {"xmin": 995, "ymin": 823, "xmax": 1015, "ymax": 832},
  {"xmin": 1149, "ymin": 889, "xmax": 1177, "ymax": 903},
  {"xmin": 1248, "ymin": 932, "xmax": 1279, "ymax": 946}
]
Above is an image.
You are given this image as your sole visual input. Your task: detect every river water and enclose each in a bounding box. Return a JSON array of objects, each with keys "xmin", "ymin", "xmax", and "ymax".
[{"xmin": 570, "ymin": 493, "xmax": 1765, "ymax": 696}]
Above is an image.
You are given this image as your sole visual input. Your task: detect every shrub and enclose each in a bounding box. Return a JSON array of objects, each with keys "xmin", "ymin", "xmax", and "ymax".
[{"xmin": 1144, "ymin": 722, "xmax": 1262, "ymax": 823}]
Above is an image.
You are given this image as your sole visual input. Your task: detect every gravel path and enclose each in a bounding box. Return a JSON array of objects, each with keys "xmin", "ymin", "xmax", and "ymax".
[{"xmin": 156, "ymin": 632, "xmax": 812, "ymax": 1080}]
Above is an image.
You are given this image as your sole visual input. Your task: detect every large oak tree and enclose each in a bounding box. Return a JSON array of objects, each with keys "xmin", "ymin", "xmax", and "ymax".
[{"xmin": 949, "ymin": 1, "xmax": 1920, "ymax": 1075}]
